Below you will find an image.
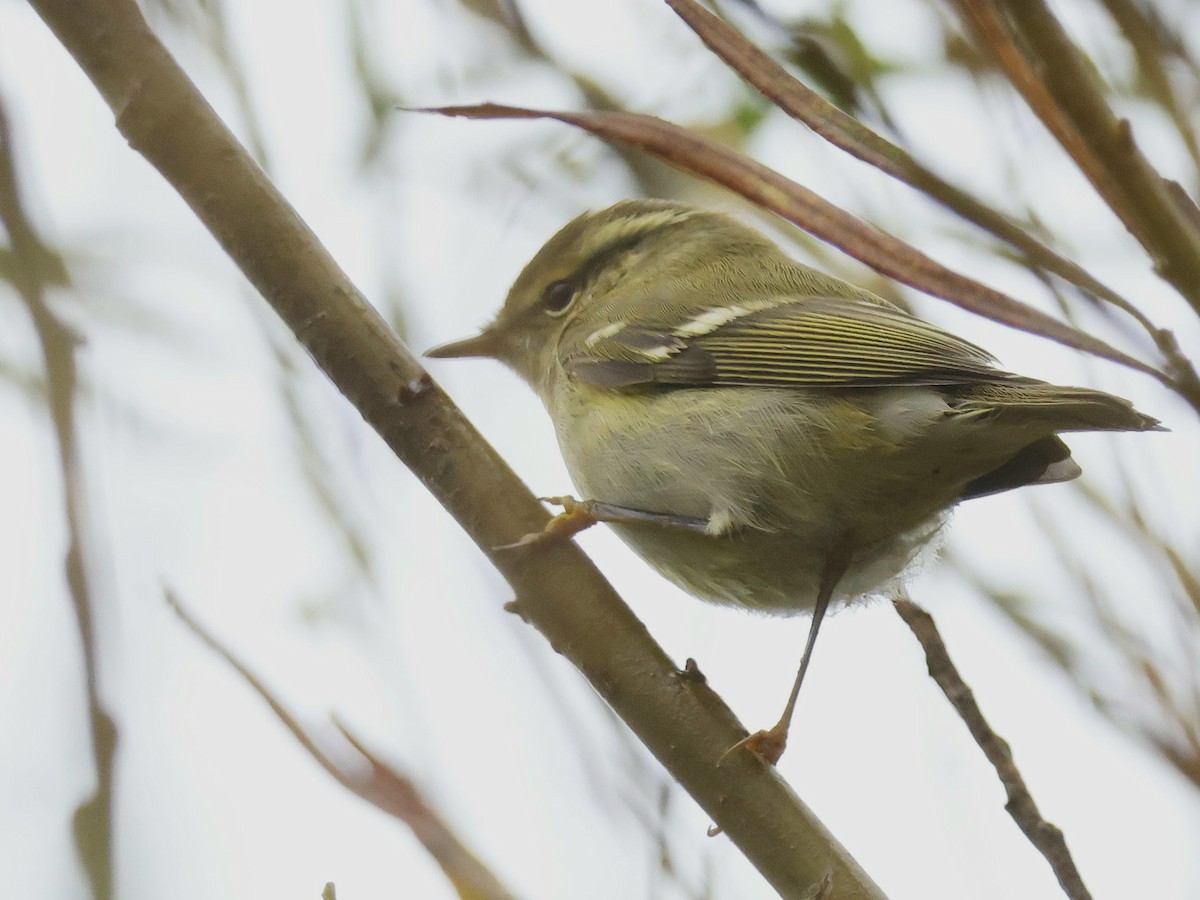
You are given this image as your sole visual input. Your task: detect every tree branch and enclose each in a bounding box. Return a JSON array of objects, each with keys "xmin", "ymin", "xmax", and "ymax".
[
  {"xmin": 666, "ymin": 0, "xmax": 1200, "ymax": 413},
  {"xmin": 952, "ymin": 0, "xmax": 1200, "ymax": 312},
  {"xmin": 165, "ymin": 589, "xmax": 517, "ymax": 900},
  {"xmin": 0, "ymin": 92, "xmax": 116, "ymax": 900},
  {"xmin": 893, "ymin": 597, "xmax": 1090, "ymax": 900}
]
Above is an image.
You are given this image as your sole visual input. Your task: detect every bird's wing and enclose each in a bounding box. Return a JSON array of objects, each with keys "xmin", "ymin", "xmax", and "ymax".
[{"xmin": 563, "ymin": 295, "xmax": 1006, "ymax": 390}]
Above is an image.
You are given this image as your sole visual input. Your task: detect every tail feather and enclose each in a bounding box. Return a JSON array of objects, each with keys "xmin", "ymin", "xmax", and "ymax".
[
  {"xmin": 960, "ymin": 435, "xmax": 1081, "ymax": 500},
  {"xmin": 955, "ymin": 382, "xmax": 1164, "ymax": 433}
]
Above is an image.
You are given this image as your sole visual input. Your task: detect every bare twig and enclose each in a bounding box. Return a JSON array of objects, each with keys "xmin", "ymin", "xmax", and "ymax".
[
  {"xmin": 666, "ymin": 0, "xmax": 1200, "ymax": 413},
  {"xmin": 165, "ymin": 589, "xmax": 517, "ymax": 900},
  {"xmin": 893, "ymin": 596, "xmax": 1091, "ymax": 900},
  {"xmin": 948, "ymin": 1, "xmax": 1131, "ymax": 223},
  {"xmin": 952, "ymin": 0, "xmax": 1200, "ymax": 311},
  {"xmin": 950, "ymin": 540, "xmax": 1200, "ymax": 796},
  {"xmin": 198, "ymin": 8, "xmax": 386, "ymax": 600},
  {"xmin": 1099, "ymin": 0, "xmax": 1200, "ymax": 170},
  {"xmin": 27, "ymin": 1, "xmax": 884, "ymax": 895},
  {"xmin": 667, "ymin": 1, "xmax": 1130, "ymax": 317},
  {"xmin": 0, "ymin": 94, "xmax": 117, "ymax": 900}
]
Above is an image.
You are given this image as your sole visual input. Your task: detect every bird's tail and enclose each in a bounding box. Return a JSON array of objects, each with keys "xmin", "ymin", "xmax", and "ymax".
[{"xmin": 956, "ymin": 381, "xmax": 1164, "ymax": 433}]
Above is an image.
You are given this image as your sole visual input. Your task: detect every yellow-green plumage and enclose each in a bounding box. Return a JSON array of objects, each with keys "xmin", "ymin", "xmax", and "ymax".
[
  {"xmin": 427, "ymin": 200, "xmax": 1156, "ymax": 614},
  {"xmin": 430, "ymin": 199, "xmax": 1157, "ymax": 613},
  {"xmin": 428, "ymin": 199, "xmax": 1162, "ymax": 760}
]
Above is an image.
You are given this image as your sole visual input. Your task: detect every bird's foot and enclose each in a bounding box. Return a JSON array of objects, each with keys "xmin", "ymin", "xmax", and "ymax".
[
  {"xmin": 719, "ymin": 723, "xmax": 789, "ymax": 767},
  {"xmin": 499, "ymin": 497, "xmax": 711, "ymax": 550},
  {"xmin": 497, "ymin": 496, "xmax": 599, "ymax": 550}
]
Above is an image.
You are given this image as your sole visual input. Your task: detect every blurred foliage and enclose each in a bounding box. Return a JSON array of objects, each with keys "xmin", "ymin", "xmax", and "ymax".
[{"xmin": 728, "ymin": 0, "xmax": 904, "ymax": 131}]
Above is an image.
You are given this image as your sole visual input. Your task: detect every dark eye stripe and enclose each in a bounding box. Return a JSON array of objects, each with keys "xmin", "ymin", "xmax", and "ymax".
[
  {"xmin": 580, "ymin": 221, "xmax": 675, "ymax": 281},
  {"xmin": 539, "ymin": 221, "xmax": 671, "ymax": 318}
]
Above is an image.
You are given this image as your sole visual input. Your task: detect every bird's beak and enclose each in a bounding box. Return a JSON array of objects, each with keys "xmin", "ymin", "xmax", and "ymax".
[{"xmin": 424, "ymin": 326, "xmax": 503, "ymax": 360}]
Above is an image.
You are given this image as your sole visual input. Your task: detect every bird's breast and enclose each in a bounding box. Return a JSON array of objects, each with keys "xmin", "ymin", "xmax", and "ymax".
[{"xmin": 546, "ymin": 380, "xmax": 952, "ymax": 611}]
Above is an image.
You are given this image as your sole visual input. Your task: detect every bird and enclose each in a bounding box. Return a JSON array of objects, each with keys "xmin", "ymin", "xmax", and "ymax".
[{"xmin": 427, "ymin": 199, "xmax": 1161, "ymax": 763}]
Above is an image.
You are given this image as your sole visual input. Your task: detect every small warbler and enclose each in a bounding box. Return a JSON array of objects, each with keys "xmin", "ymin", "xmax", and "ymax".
[{"xmin": 427, "ymin": 199, "xmax": 1160, "ymax": 763}]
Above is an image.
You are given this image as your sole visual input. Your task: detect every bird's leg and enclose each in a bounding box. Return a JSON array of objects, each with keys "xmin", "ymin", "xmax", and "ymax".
[
  {"xmin": 722, "ymin": 541, "xmax": 854, "ymax": 766},
  {"xmin": 500, "ymin": 496, "xmax": 710, "ymax": 550}
]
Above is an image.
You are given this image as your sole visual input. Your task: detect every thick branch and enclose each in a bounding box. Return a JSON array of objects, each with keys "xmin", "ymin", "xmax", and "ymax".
[{"xmin": 25, "ymin": 1, "xmax": 884, "ymax": 896}]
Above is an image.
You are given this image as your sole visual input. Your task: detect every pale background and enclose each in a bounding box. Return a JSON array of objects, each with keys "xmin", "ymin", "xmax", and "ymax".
[{"xmin": 1, "ymin": 0, "xmax": 1198, "ymax": 898}]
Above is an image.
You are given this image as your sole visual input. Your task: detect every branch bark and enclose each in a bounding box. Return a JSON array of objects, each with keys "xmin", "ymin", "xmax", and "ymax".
[{"xmin": 25, "ymin": 1, "xmax": 884, "ymax": 896}]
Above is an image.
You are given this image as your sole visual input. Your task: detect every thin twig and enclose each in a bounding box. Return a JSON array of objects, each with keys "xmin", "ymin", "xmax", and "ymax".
[
  {"xmin": 0, "ymin": 93, "xmax": 117, "ymax": 900},
  {"xmin": 949, "ymin": 541, "xmax": 1200, "ymax": 796},
  {"xmin": 667, "ymin": 0, "xmax": 1138, "ymax": 321},
  {"xmin": 164, "ymin": 588, "xmax": 518, "ymax": 900},
  {"xmin": 948, "ymin": 1, "xmax": 1131, "ymax": 225},
  {"xmin": 954, "ymin": 0, "xmax": 1200, "ymax": 311},
  {"xmin": 1099, "ymin": 0, "xmax": 1200, "ymax": 170},
  {"xmin": 893, "ymin": 596, "xmax": 1091, "ymax": 900},
  {"xmin": 667, "ymin": 0, "xmax": 1200, "ymax": 414}
]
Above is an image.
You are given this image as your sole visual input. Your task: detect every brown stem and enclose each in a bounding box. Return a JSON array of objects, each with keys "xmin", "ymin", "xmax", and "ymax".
[
  {"xmin": 0, "ymin": 94, "xmax": 117, "ymax": 900},
  {"xmin": 954, "ymin": 0, "xmax": 1200, "ymax": 312},
  {"xmin": 1098, "ymin": 0, "xmax": 1200, "ymax": 170},
  {"xmin": 893, "ymin": 597, "xmax": 1091, "ymax": 900},
  {"xmin": 666, "ymin": 0, "xmax": 1200, "ymax": 414},
  {"xmin": 165, "ymin": 590, "xmax": 517, "ymax": 900},
  {"xmin": 666, "ymin": 0, "xmax": 1129, "ymax": 320}
]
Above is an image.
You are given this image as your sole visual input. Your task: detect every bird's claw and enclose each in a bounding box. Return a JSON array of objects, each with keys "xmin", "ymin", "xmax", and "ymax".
[
  {"xmin": 718, "ymin": 726, "xmax": 788, "ymax": 767},
  {"xmin": 496, "ymin": 496, "xmax": 599, "ymax": 550}
]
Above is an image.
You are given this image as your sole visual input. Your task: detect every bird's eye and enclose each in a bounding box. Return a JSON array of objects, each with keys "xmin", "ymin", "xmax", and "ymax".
[{"xmin": 541, "ymin": 279, "xmax": 576, "ymax": 315}]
